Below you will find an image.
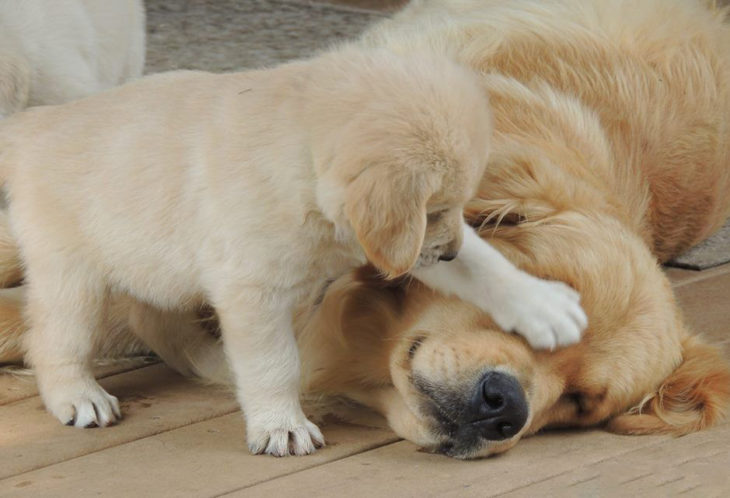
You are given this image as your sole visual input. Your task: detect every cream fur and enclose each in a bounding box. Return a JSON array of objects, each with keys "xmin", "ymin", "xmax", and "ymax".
[
  {"xmin": 0, "ymin": 45, "xmax": 586, "ymax": 456},
  {"xmin": 0, "ymin": 0, "xmax": 145, "ymax": 111}
]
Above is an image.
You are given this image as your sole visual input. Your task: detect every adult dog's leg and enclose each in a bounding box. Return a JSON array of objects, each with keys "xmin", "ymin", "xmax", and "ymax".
[
  {"xmin": 0, "ymin": 211, "xmax": 23, "ymax": 286},
  {"xmin": 413, "ymin": 221, "xmax": 587, "ymax": 350},
  {"xmin": 0, "ymin": 286, "xmax": 27, "ymax": 363},
  {"xmin": 212, "ymin": 287, "xmax": 324, "ymax": 456},
  {"xmin": 23, "ymin": 262, "xmax": 120, "ymax": 427},
  {"xmin": 127, "ymin": 300, "xmax": 230, "ymax": 383}
]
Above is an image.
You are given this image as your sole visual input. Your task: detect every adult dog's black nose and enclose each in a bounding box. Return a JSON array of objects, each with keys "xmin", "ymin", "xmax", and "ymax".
[
  {"xmin": 466, "ymin": 371, "xmax": 529, "ymax": 440},
  {"xmin": 438, "ymin": 251, "xmax": 458, "ymax": 262}
]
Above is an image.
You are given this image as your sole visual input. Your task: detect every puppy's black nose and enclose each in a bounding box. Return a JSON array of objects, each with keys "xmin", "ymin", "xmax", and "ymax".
[
  {"xmin": 438, "ymin": 251, "xmax": 458, "ymax": 262},
  {"xmin": 466, "ymin": 371, "xmax": 528, "ymax": 440}
]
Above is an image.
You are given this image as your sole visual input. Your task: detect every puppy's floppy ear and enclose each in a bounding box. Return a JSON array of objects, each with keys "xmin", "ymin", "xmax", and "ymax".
[
  {"xmin": 345, "ymin": 164, "xmax": 437, "ymax": 279},
  {"xmin": 606, "ymin": 335, "xmax": 730, "ymax": 436}
]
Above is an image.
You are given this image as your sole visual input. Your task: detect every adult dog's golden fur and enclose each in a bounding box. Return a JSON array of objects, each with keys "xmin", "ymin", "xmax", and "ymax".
[{"xmin": 1, "ymin": 0, "xmax": 730, "ymax": 459}]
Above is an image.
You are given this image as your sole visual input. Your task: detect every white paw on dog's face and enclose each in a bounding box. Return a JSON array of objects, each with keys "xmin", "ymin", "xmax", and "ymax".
[{"xmin": 484, "ymin": 273, "xmax": 587, "ymax": 351}]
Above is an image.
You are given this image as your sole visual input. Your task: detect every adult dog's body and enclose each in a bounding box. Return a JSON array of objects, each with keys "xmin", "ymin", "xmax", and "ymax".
[{"xmin": 1, "ymin": 0, "xmax": 729, "ymax": 459}]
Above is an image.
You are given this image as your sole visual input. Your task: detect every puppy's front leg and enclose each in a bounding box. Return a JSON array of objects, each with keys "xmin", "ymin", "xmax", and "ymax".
[
  {"xmin": 412, "ymin": 222, "xmax": 587, "ymax": 350},
  {"xmin": 24, "ymin": 267, "xmax": 121, "ymax": 428},
  {"xmin": 213, "ymin": 289, "xmax": 324, "ymax": 456}
]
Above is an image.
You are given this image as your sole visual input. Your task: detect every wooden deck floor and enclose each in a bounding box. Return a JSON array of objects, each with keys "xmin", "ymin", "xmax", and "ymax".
[{"xmin": 2, "ymin": 264, "xmax": 729, "ymax": 497}]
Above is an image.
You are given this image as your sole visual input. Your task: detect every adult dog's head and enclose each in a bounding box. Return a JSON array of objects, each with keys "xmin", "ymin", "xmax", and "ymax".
[
  {"xmin": 300, "ymin": 213, "xmax": 730, "ymax": 459},
  {"xmin": 308, "ymin": 49, "xmax": 492, "ymax": 278}
]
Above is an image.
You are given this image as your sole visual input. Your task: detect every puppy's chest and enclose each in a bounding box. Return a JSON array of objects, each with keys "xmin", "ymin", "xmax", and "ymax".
[
  {"xmin": 302, "ymin": 218, "xmax": 365, "ymax": 280},
  {"xmin": 281, "ymin": 216, "xmax": 365, "ymax": 297}
]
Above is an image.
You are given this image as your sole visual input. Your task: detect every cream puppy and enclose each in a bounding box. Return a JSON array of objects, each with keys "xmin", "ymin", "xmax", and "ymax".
[
  {"xmin": 0, "ymin": 0, "xmax": 145, "ymax": 111},
  {"xmin": 0, "ymin": 48, "xmax": 585, "ymax": 456}
]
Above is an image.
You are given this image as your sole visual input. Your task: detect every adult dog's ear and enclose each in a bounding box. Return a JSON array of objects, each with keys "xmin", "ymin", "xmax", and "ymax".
[
  {"xmin": 345, "ymin": 165, "xmax": 437, "ymax": 279},
  {"xmin": 607, "ymin": 335, "xmax": 730, "ymax": 436}
]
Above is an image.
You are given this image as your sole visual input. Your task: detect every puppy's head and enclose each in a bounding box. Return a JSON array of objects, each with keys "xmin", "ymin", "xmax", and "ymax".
[
  {"xmin": 343, "ymin": 162, "xmax": 475, "ymax": 279},
  {"xmin": 312, "ymin": 50, "xmax": 492, "ymax": 279}
]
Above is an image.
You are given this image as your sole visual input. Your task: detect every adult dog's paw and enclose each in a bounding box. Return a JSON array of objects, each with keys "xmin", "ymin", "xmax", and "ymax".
[
  {"xmin": 43, "ymin": 380, "xmax": 122, "ymax": 428},
  {"xmin": 247, "ymin": 415, "xmax": 325, "ymax": 457},
  {"xmin": 490, "ymin": 277, "xmax": 587, "ymax": 350}
]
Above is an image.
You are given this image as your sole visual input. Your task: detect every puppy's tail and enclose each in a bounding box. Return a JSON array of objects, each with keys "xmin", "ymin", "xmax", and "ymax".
[{"xmin": 607, "ymin": 335, "xmax": 730, "ymax": 436}]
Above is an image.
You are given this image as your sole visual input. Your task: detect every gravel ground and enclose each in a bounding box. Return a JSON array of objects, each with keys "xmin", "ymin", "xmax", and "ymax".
[{"xmin": 145, "ymin": 0, "xmax": 383, "ymax": 73}]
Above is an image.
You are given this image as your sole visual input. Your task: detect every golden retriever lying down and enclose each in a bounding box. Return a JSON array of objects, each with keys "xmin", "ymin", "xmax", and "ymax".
[{"xmin": 0, "ymin": 0, "xmax": 729, "ymax": 459}]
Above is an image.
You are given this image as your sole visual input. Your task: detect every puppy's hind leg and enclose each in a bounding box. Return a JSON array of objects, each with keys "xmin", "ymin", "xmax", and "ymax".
[
  {"xmin": 23, "ymin": 264, "xmax": 121, "ymax": 428},
  {"xmin": 212, "ymin": 287, "xmax": 324, "ymax": 457}
]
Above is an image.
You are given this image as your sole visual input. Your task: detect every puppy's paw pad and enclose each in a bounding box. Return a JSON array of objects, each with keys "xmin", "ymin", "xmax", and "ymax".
[
  {"xmin": 518, "ymin": 324, "xmax": 557, "ymax": 351},
  {"xmin": 46, "ymin": 384, "xmax": 121, "ymax": 428},
  {"xmin": 497, "ymin": 278, "xmax": 587, "ymax": 350},
  {"xmin": 71, "ymin": 393, "xmax": 120, "ymax": 428},
  {"xmin": 248, "ymin": 419, "xmax": 325, "ymax": 457}
]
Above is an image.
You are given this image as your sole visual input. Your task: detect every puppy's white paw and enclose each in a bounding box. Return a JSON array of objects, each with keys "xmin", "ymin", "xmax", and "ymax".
[
  {"xmin": 42, "ymin": 380, "xmax": 121, "ymax": 428},
  {"xmin": 489, "ymin": 276, "xmax": 587, "ymax": 350},
  {"xmin": 247, "ymin": 414, "xmax": 325, "ymax": 457}
]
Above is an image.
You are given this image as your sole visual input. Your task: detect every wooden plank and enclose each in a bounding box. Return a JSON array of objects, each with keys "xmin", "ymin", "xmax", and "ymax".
[
  {"xmin": 0, "ymin": 364, "xmax": 239, "ymax": 479},
  {"xmin": 674, "ymin": 267, "xmax": 730, "ymax": 354},
  {"xmin": 499, "ymin": 422, "xmax": 730, "ymax": 497},
  {"xmin": 0, "ymin": 357, "xmax": 157, "ymax": 406},
  {"xmin": 230, "ymin": 429, "xmax": 670, "ymax": 497},
  {"xmin": 0, "ymin": 415, "xmax": 398, "ymax": 497},
  {"xmin": 666, "ymin": 263, "xmax": 730, "ymax": 289}
]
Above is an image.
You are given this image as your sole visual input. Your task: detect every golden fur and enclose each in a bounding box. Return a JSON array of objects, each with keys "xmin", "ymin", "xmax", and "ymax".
[
  {"xmin": 0, "ymin": 0, "xmax": 729, "ymax": 459},
  {"xmin": 304, "ymin": 0, "xmax": 730, "ymax": 457}
]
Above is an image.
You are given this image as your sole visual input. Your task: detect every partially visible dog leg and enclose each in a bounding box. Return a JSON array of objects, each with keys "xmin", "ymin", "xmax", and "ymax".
[
  {"xmin": 212, "ymin": 287, "xmax": 324, "ymax": 456},
  {"xmin": 413, "ymin": 221, "xmax": 587, "ymax": 350},
  {"xmin": 23, "ymin": 263, "xmax": 120, "ymax": 427},
  {"xmin": 126, "ymin": 299, "xmax": 230, "ymax": 384},
  {"xmin": 0, "ymin": 286, "xmax": 26, "ymax": 363},
  {"xmin": 0, "ymin": 211, "xmax": 23, "ymax": 286}
]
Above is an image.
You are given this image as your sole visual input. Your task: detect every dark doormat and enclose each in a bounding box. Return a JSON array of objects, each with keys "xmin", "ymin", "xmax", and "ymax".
[
  {"xmin": 145, "ymin": 0, "xmax": 384, "ymax": 74},
  {"xmin": 668, "ymin": 221, "xmax": 730, "ymax": 270}
]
